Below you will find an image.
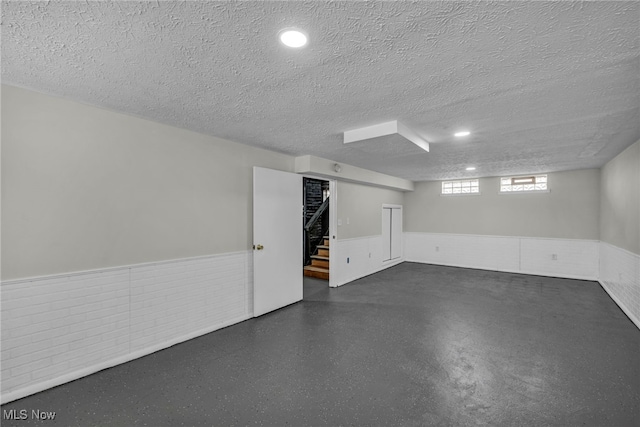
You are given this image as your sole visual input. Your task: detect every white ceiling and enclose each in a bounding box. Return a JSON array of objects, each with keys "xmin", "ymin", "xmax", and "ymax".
[{"xmin": 2, "ymin": 1, "xmax": 638, "ymax": 181}]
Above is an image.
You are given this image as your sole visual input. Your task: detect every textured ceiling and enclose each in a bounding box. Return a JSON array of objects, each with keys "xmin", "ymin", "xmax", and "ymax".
[{"xmin": 2, "ymin": 1, "xmax": 639, "ymax": 181}]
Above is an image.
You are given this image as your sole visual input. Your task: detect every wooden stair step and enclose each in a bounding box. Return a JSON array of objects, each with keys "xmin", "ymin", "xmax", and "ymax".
[
  {"xmin": 317, "ymin": 245, "xmax": 329, "ymax": 250},
  {"xmin": 304, "ymin": 265, "xmax": 329, "ymax": 272},
  {"xmin": 311, "ymin": 259, "xmax": 329, "ymax": 268},
  {"xmin": 304, "ymin": 265, "xmax": 329, "ymax": 280},
  {"xmin": 311, "ymin": 255, "xmax": 329, "ymax": 261}
]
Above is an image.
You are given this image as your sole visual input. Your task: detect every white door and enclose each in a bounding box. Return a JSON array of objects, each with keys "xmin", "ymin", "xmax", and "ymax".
[
  {"xmin": 382, "ymin": 207, "xmax": 392, "ymax": 261},
  {"xmin": 391, "ymin": 207, "xmax": 402, "ymax": 259},
  {"xmin": 253, "ymin": 167, "xmax": 303, "ymax": 317},
  {"xmin": 382, "ymin": 205, "xmax": 402, "ymax": 261}
]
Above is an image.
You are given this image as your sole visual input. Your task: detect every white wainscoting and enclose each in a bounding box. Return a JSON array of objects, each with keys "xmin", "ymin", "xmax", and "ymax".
[
  {"xmin": 3, "ymin": 238, "xmax": 636, "ymax": 404},
  {"xmin": 599, "ymin": 242, "xmax": 640, "ymax": 329},
  {"xmin": 404, "ymin": 232, "xmax": 599, "ymax": 280},
  {"xmin": 332, "ymin": 235, "xmax": 403, "ymax": 287},
  {"xmin": 0, "ymin": 251, "xmax": 253, "ymax": 404}
]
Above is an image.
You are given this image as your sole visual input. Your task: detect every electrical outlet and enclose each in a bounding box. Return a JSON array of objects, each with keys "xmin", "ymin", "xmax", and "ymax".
[
  {"xmin": 551, "ymin": 254, "xmax": 558, "ymax": 261},
  {"xmin": 435, "ymin": 246, "xmax": 439, "ymax": 252}
]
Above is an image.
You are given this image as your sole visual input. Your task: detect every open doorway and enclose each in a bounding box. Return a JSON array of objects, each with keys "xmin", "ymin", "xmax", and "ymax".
[{"xmin": 302, "ymin": 177, "xmax": 331, "ymax": 284}]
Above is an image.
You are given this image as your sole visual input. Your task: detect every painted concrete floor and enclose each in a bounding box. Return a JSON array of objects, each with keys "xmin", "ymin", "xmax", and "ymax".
[{"xmin": 2, "ymin": 263, "xmax": 639, "ymax": 426}]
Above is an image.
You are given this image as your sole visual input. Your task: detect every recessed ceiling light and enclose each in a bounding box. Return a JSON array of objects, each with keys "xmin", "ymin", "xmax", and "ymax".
[
  {"xmin": 466, "ymin": 167, "xmax": 476, "ymax": 171},
  {"xmin": 454, "ymin": 131, "xmax": 471, "ymax": 137},
  {"xmin": 279, "ymin": 29, "xmax": 308, "ymax": 48}
]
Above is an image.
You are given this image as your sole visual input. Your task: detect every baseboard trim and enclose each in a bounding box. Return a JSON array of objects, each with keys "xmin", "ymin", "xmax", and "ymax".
[
  {"xmin": 404, "ymin": 259, "xmax": 598, "ymax": 282},
  {"xmin": 1, "ymin": 314, "xmax": 251, "ymax": 404},
  {"xmin": 598, "ymin": 280, "xmax": 640, "ymax": 330}
]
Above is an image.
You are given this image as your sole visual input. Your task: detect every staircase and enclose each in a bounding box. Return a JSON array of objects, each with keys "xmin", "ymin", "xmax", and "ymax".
[{"xmin": 303, "ymin": 236, "xmax": 330, "ymax": 280}]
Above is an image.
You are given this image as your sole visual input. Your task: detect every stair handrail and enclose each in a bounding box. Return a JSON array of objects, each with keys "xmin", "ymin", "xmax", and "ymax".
[{"xmin": 304, "ymin": 196, "xmax": 329, "ymax": 231}]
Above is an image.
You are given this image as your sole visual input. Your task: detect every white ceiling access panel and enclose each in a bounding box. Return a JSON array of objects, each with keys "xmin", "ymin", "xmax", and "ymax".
[{"xmin": 344, "ymin": 121, "xmax": 430, "ymax": 152}]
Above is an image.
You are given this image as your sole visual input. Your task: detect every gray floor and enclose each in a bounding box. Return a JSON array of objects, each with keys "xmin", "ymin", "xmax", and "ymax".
[{"xmin": 2, "ymin": 263, "xmax": 639, "ymax": 426}]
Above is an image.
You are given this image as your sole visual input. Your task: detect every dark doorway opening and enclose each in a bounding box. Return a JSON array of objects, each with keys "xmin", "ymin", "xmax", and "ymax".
[{"xmin": 303, "ymin": 177, "xmax": 330, "ymax": 280}]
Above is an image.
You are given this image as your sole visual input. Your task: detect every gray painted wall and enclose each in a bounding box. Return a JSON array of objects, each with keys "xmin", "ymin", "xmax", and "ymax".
[
  {"xmin": 5, "ymin": 85, "xmax": 633, "ymax": 280},
  {"xmin": 337, "ymin": 181, "xmax": 404, "ymax": 240},
  {"xmin": 1, "ymin": 85, "xmax": 294, "ymax": 280},
  {"xmin": 600, "ymin": 140, "xmax": 640, "ymax": 255},
  {"xmin": 404, "ymin": 169, "xmax": 601, "ymax": 240}
]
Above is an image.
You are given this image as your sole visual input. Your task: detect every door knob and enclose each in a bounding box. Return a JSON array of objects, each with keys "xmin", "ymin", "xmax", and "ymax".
[{"xmin": 253, "ymin": 244, "xmax": 264, "ymax": 250}]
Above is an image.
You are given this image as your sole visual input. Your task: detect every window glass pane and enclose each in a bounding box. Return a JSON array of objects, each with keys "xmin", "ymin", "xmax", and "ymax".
[
  {"xmin": 442, "ymin": 179, "xmax": 479, "ymax": 195},
  {"xmin": 501, "ymin": 175, "xmax": 547, "ymax": 193}
]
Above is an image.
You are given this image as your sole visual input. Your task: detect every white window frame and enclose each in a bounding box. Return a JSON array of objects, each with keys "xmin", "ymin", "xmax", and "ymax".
[
  {"xmin": 499, "ymin": 174, "xmax": 549, "ymax": 193},
  {"xmin": 441, "ymin": 179, "xmax": 480, "ymax": 196}
]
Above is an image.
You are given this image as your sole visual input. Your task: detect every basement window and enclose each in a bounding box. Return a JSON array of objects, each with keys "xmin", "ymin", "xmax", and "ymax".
[
  {"xmin": 441, "ymin": 179, "xmax": 479, "ymax": 195},
  {"xmin": 500, "ymin": 175, "xmax": 548, "ymax": 193}
]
